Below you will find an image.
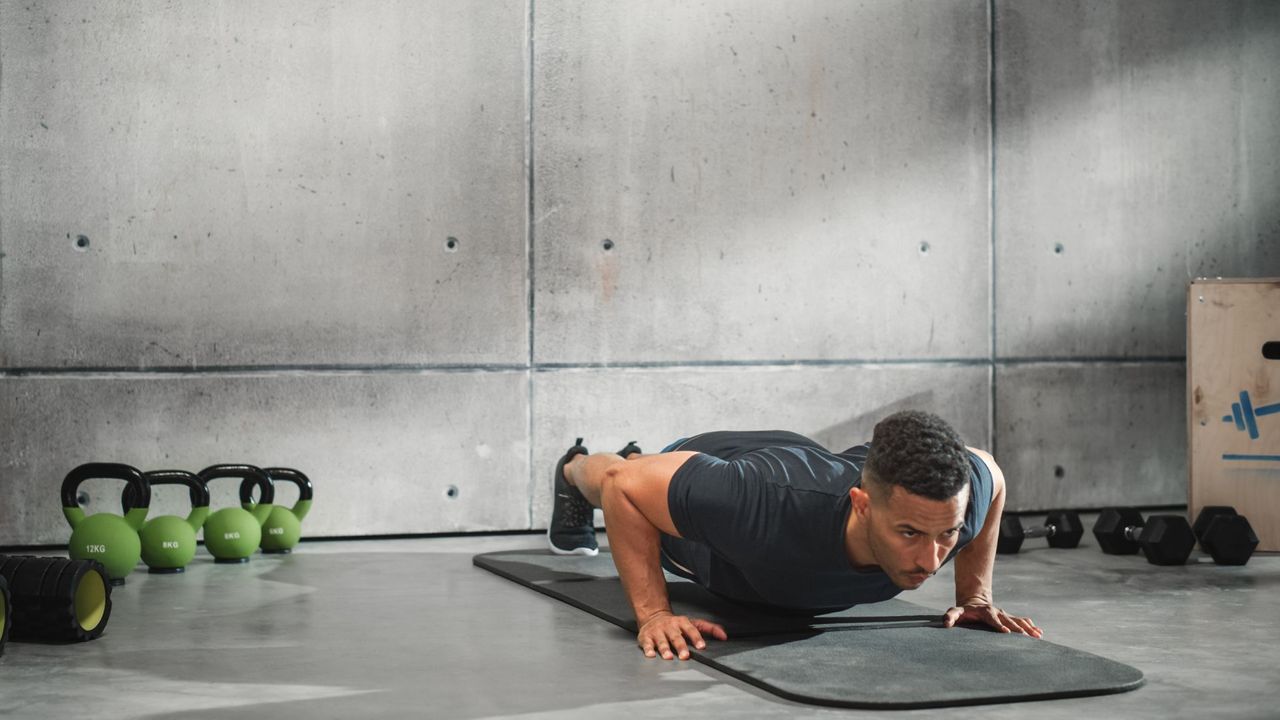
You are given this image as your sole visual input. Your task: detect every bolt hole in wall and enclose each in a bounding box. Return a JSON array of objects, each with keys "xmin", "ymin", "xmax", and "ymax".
[
  {"xmin": 602, "ymin": 239, "xmax": 614, "ymax": 251},
  {"xmin": 919, "ymin": 241, "xmax": 930, "ymax": 255},
  {"xmin": 445, "ymin": 485, "xmax": 459, "ymax": 500},
  {"xmin": 1053, "ymin": 243, "xmax": 1064, "ymax": 255},
  {"xmin": 1054, "ymin": 465, "xmax": 1065, "ymax": 479},
  {"xmin": 71, "ymin": 233, "xmax": 90, "ymax": 251},
  {"xmin": 445, "ymin": 236, "xmax": 460, "ymax": 252}
]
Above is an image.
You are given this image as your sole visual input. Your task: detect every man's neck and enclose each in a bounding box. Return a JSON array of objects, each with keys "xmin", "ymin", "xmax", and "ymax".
[{"xmin": 843, "ymin": 505, "xmax": 879, "ymax": 571}]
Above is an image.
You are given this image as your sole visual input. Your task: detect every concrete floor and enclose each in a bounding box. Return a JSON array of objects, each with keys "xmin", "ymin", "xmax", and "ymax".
[{"xmin": 0, "ymin": 516, "xmax": 1277, "ymax": 719}]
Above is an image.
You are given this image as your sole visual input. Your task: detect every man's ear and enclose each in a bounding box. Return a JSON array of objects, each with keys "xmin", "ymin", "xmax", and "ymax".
[{"xmin": 849, "ymin": 486, "xmax": 871, "ymax": 517}]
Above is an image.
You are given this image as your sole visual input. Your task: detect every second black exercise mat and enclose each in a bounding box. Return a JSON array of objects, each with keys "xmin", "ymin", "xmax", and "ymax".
[{"xmin": 474, "ymin": 550, "xmax": 1144, "ymax": 709}]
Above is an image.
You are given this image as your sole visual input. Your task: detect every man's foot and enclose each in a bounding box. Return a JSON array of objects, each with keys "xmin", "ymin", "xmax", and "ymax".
[
  {"xmin": 617, "ymin": 441, "xmax": 642, "ymax": 459},
  {"xmin": 548, "ymin": 438, "xmax": 597, "ymax": 556}
]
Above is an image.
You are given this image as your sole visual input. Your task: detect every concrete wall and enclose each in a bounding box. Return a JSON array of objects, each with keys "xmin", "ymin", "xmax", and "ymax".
[
  {"xmin": 2, "ymin": 1, "xmax": 1277, "ymax": 545},
  {"xmin": 994, "ymin": 0, "xmax": 1280, "ymax": 507}
]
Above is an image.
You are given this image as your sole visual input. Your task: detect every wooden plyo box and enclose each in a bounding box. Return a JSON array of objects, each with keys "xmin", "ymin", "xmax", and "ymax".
[{"xmin": 1188, "ymin": 279, "xmax": 1280, "ymax": 552}]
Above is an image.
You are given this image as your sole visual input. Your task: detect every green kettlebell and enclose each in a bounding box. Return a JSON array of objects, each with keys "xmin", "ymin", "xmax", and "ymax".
[
  {"xmin": 61, "ymin": 463, "xmax": 151, "ymax": 585},
  {"xmin": 197, "ymin": 464, "xmax": 274, "ymax": 564},
  {"xmin": 122, "ymin": 470, "xmax": 210, "ymax": 574},
  {"xmin": 241, "ymin": 468, "xmax": 313, "ymax": 554}
]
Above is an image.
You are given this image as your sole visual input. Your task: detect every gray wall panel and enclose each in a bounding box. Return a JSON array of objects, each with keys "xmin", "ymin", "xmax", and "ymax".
[
  {"xmin": 0, "ymin": 0, "xmax": 529, "ymax": 368},
  {"xmin": 995, "ymin": 363, "xmax": 1185, "ymax": 511},
  {"xmin": 995, "ymin": 0, "xmax": 1280, "ymax": 358},
  {"xmin": 530, "ymin": 365, "xmax": 991, "ymax": 527},
  {"xmin": 0, "ymin": 371, "xmax": 529, "ymax": 545},
  {"xmin": 533, "ymin": 0, "xmax": 990, "ymax": 364},
  {"xmin": 2, "ymin": 2, "xmax": 1274, "ymax": 545}
]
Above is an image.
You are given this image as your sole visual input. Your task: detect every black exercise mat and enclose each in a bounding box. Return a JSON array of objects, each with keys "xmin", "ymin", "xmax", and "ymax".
[{"xmin": 474, "ymin": 549, "xmax": 1145, "ymax": 709}]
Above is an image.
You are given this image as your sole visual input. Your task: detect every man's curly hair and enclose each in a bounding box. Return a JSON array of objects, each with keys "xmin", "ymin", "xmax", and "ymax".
[{"xmin": 863, "ymin": 410, "xmax": 970, "ymax": 501}]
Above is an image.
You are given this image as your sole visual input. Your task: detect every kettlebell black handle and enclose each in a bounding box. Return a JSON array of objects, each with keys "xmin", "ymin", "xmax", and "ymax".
[
  {"xmin": 62, "ymin": 463, "xmax": 150, "ymax": 510},
  {"xmin": 242, "ymin": 468, "xmax": 314, "ymax": 504},
  {"xmin": 197, "ymin": 464, "xmax": 275, "ymax": 505},
  {"xmin": 123, "ymin": 470, "xmax": 211, "ymax": 513}
]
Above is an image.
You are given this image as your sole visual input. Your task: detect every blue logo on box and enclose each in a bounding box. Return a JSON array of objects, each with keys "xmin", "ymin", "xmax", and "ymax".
[{"xmin": 1220, "ymin": 390, "xmax": 1280, "ymax": 462}]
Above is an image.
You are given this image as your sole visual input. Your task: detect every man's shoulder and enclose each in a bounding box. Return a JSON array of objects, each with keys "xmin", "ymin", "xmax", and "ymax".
[{"xmin": 964, "ymin": 447, "xmax": 1005, "ymax": 504}]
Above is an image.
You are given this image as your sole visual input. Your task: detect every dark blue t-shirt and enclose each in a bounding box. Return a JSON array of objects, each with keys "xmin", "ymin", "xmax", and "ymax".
[{"xmin": 659, "ymin": 430, "xmax": 994, "ymax": 612}]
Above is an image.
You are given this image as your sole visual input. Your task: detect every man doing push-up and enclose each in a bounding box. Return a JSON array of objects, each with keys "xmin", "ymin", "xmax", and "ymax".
[{"xmin": 546, "ymin": 410, "xmax": 1040, "ymax": 661}]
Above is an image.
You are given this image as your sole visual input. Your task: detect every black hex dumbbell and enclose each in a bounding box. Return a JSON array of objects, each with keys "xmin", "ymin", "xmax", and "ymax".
[
  {"xmin": 1092, "ymin": 508, "xmax": 1196, "ymax": 566},
  {"xmin": 997, "ymin": 511, "xmax": 1084, "ymax": 554},
  {"xmin": 1191, "ymin": 506, "xmax": 1259, "ymax": 566}
]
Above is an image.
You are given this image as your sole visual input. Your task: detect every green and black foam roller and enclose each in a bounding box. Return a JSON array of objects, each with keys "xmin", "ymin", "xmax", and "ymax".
[{"xmin": 0, "ymin": 555, "xmax": 111, "ymax": 642}]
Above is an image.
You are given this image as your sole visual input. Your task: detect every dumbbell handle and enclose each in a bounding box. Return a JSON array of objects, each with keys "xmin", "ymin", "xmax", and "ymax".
[
  {"xmin": 1122, "ymin": 525, "xmax": 1144, "ymax": 542},
  {"xmin": 1022, "ymin": 524, "xmax": 1059, "ymax": 540}
]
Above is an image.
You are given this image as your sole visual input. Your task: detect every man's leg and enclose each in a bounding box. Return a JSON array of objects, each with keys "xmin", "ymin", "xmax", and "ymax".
[
  {"xmin": 562, "ymin": 452, "xmax": 633, "ymax": 508},
  {"xmin": 549, "ymin": 441, "xmax": 646, "ymax": 555}
]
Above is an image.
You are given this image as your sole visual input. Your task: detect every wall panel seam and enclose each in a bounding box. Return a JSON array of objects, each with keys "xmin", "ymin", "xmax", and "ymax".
[
  {"xmin": 0, "ymin": 356, "xmax": 1189, "ymax": 379},
  {"xmin": 988, "ymin": 0, "xmax": 998, "ymax": 455},
  {"xmin": 0, "ymin": 27, "xmax": 5, "ymax": 362},
  {"xmin": 525, "ymin": 0, "xmax": 537, "ymax": 530}
]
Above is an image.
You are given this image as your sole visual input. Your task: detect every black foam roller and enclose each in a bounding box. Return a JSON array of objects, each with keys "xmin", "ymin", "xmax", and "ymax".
[{"xmin": 0, "ymin": 555, "xmax": 112, "ymax": 642}]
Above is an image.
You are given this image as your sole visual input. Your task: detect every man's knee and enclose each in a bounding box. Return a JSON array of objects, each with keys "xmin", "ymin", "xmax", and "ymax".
[
  {"xmin": 599, "ymin": 463, "xmax": 628, "ymax": 498},
  {"xmin": 599, "ymin": 464, "xmax": 652, "ymax": 517}
]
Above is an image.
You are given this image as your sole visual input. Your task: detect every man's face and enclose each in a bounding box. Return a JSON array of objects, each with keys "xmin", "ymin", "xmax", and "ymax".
[{"xmin": 865, "ymin": 485, "xmax": 967, "ymax": 590}]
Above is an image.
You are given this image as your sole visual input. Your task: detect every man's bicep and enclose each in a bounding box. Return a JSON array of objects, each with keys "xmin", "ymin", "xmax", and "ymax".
[
  {"xmin": 613, "ymin": 451, "xmax": 701, "ymax": 538},
  {"xmin": 965, "ymin": 447, "xmax": 1006, "ymax": 537}
]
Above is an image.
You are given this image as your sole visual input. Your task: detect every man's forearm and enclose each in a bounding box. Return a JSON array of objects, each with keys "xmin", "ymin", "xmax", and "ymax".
[
  {"xmin": 954, "ymin": 487, "xmax": 1003, "ymax": 605},
  {"xmin": 601, "ymin": 478, "xmax": 671, "ymax": 625},
  {"xmin": 953, "ymin": 539, "xmax": 995, "ymax": 605}
]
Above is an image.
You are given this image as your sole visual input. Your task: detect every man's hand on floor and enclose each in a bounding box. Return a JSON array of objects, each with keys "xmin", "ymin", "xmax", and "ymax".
[
  {"xmin": 943, "ymin": 603, "xmax": 1043, "ymax": 638},
  {"xmin": 637, "ymin": 611, "xmax": 729, "ymax": 660}
]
